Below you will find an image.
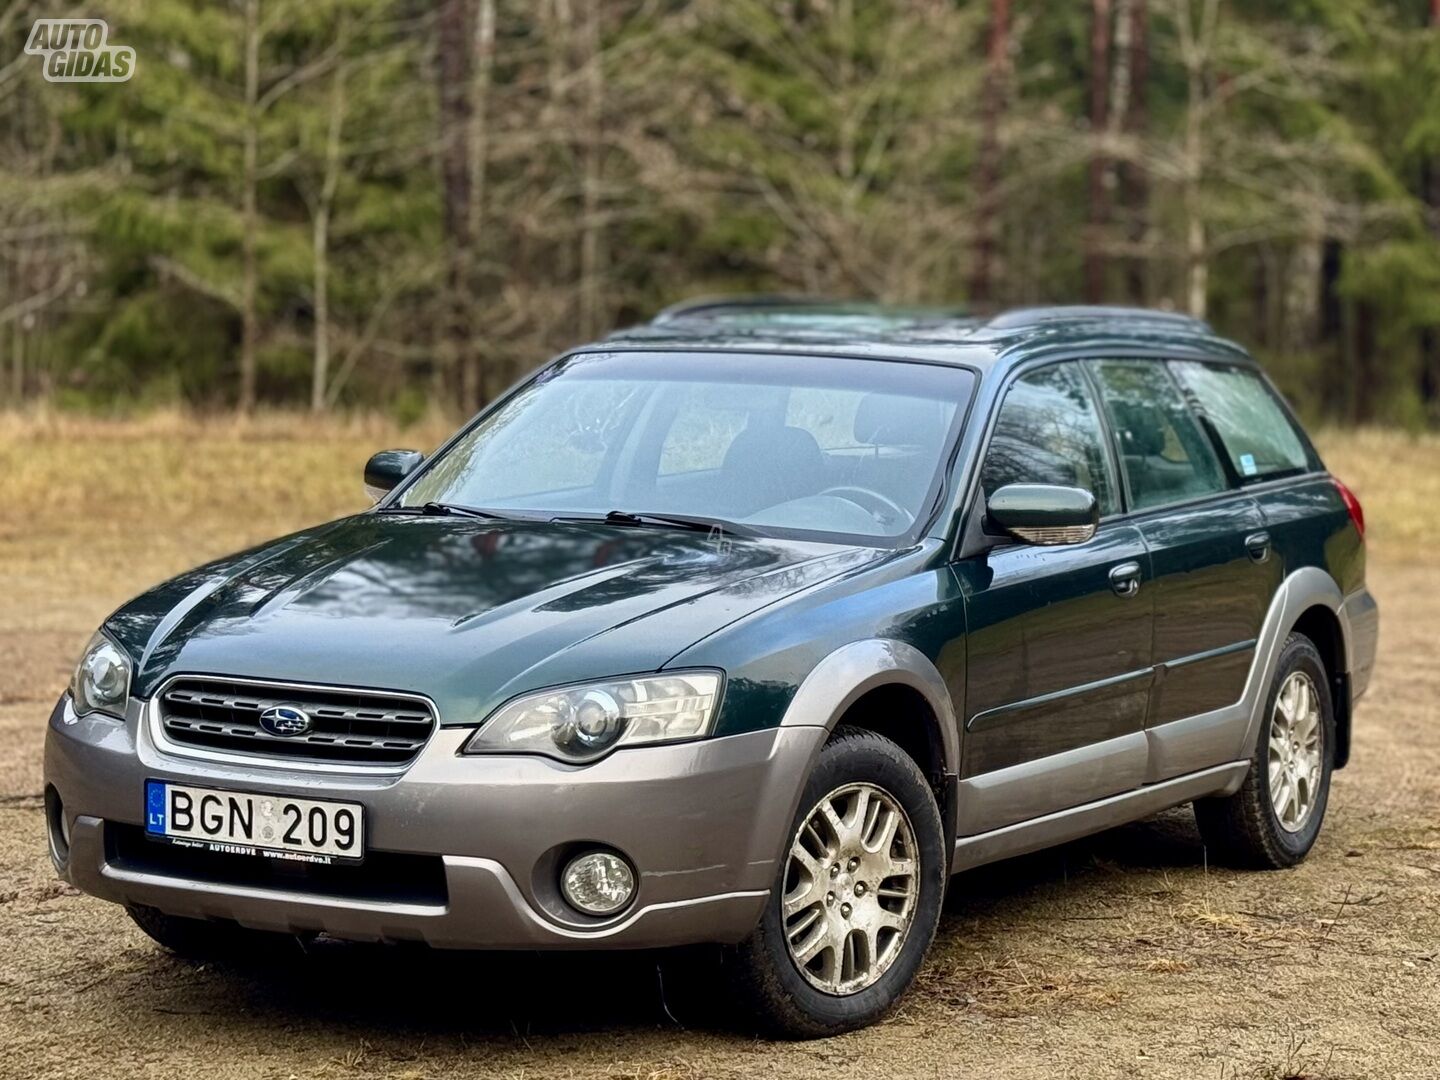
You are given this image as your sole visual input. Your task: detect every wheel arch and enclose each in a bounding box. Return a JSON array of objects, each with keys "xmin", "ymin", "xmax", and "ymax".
[
  {"xmin": 779, "ymin": 639, "xmax": 961, "ymax": 841},
  {"xmin": 1230, "ymin": 567, "xmax": 1356, "ymax": 768},
  {"xmin": 1290, "ymin": 602, "xmax": 1351, "ymax": 768}
]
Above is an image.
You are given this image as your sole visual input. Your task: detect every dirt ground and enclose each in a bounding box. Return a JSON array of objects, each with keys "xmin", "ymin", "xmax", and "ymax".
[{"xmin": 1, "ymin": 417, "xmax": 1437, "ymax": 1080}]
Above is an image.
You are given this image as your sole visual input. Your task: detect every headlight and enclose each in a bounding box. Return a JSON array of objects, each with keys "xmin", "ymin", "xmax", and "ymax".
[
  {"xmin": 463, "ymin": 672, "xmax": 721, "ymax": 763},
  {"xmin": 68, "ymin": 631, "xmax": 132, "ymax": 719}
]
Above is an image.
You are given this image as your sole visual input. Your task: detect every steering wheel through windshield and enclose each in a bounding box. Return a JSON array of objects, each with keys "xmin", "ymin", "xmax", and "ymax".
[{"xmin": 817, "ymin": 485, "xmax": 912, "ymax": 529}]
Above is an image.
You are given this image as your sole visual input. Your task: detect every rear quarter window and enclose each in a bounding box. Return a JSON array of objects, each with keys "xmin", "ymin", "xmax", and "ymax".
[{"xmin": 1171, "ymin": 361, "xmax": 1312, "ymax": 481}]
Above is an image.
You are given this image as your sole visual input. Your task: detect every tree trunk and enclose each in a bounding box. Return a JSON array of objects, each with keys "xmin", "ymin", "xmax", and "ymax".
[
  {"xmin": 578, "ymin": 0, "xmax": 604, "ymax": 340},
  {"xmin": 468, "ymin": 0, "xmax": 495, "ymax": 402},
  {"xmin": 1175, "ymin": 0, "xmax": 1214, "ymax": 319},
  {"xmin": 970, "ymin": 0, "xmax": 1009, "ymax": 306},
  {"xmin": 543, "ymin": 0, "xmax": 575, "ymax": 303},
  {"xmin": 1182, "ymin": 62, "xmax": 1206, "ymax": 318},
  {"xmin": 437, "ymin": 0, "xmax": 477, "ymax": 410},
  {"xmin": 1352, "ymin": 299, "xmax": 1376, "ymax": 424},
  {"xmin": 1422, "ymin": 152, "xmax": 1440, "ymax": 418},
  {"xmin": 1185, "ymin": 214, "xmax": 1206, "ymax": 318},
  {"xmin": 12, "ymin": 320, "xmax": 25, "ymax": 405},
  {"xmin": 1121, "ymin": 0, "xmax": 1148, "ymax": 303},
  {"xmin": 1251, "ymin": 247, "xmax": 1270, "ymax": 349},
  {"xmin": 2, "ymin": 261, "xmax": 14, "ymax": 403},
  {"xmin": 311, "ymin": 61, "xmax": 346, "ymax": 413},
  {"xmin": 1421, "ymin": 0, "xmax": 1440, "ymax": 420},
  {"xmin": 311, "ymin": 208, "xmax": 330, "ymax": 413},
  {"xmin": 239, "ymin": 0, "xmax": 260, "ymax": 414},
  {"xmin": 1319, "ymin": 238, "xmax": 1344, "ymax": 416},
  {"xmin": 1086, "ymin": 0, "xmax": 1112, "ymax": 303}
]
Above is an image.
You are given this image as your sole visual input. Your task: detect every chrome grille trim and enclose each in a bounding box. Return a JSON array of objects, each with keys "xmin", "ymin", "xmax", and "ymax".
[{"xmin": 150, "ymin": 674, "xmax": 439, "ymax": 772}]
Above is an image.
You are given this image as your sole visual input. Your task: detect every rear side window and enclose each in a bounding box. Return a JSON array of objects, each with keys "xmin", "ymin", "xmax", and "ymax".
[
  {"xmin": 1171, "ymin": 362, "xmax": 1311, "ymax": 480},
  {"xmin": 657, "ymin": 384, "xmax": 755, "ymax": 475},
  {"xmin": 1088, "ymin": 360, "xmax": 1228, "ymax": 510}
]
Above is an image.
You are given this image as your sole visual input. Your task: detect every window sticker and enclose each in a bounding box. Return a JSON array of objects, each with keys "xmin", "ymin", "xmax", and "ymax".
[{"xmin": 1239, "ymin": 453, "xmax": 1258, "ymax": 477}]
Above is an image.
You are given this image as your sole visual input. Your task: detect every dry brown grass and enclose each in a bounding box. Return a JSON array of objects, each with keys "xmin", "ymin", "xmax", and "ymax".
[
  {"xmin": 1312, "ymin": 427, "xmax": 1440, "ymax": 560},
  {"xmin": 0, "ymin": 407, "xmax": 452, "ymax": 545}
]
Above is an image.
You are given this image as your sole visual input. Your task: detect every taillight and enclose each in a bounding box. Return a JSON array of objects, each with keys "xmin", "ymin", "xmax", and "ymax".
[{"xmin": 1333, "ymin": 477, "xmax": 1365, "ymax": 540}]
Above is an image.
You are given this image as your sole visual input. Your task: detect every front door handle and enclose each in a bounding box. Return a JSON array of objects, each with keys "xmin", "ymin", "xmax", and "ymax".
[
  {"xmin": 1245, "ymin": 530, "xmax": 1272, "ymax": 564},
  {"xmin": 1109, "ymin": 560, "xmax": 1142, "ymax": 598}
]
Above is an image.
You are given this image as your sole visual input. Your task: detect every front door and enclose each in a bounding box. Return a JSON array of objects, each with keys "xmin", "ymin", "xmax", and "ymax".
[{"xmin": 954, "ymin": 361, "xmax": 1154, "ymax": 835}]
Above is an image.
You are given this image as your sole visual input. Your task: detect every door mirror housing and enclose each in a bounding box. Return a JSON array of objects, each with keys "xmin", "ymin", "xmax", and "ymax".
[
  {"xmin": 986, "ymin": 483, "xmax": 1098, "ymax": 546},
  {"xmin": 364, "ymin": 449, "xmax": 424, "ymax": 503}
]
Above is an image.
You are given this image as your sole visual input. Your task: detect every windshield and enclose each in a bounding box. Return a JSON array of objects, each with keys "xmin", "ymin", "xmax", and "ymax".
[{"xmin": 398, "ymin": 350, "xmax": 975, "ymax": 544}]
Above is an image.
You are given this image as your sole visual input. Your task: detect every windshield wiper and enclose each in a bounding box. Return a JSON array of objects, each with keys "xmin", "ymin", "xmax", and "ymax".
[
  {"xmin": 380, "ymin": 501, "xmax": 509, "ymax": 521},
  {"xmin": 551, "ymin": 509, "xmax": 754, "ymax": 537}
]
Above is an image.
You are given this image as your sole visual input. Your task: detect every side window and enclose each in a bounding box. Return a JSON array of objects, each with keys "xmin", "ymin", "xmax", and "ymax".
[
  {"xmin": 981, "ymin": 363, "xmax": 1118, "ymax": 516},
  {"xmin": 785, "ymin": 387, "xmax": 863, "ymax": 450},
  {"xmin": 1089, "ymin": 360, "xmax": 1228, "ymax": 510},
  {"xmin": 657, "ymin": 385, "xmax": 752, "ymax": 476},
  {"xmin": 1170, "ymin": 361, "xmax": 1312, "ymax": 480}
]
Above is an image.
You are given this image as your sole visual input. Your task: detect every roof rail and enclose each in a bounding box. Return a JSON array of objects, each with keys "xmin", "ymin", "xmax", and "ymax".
[
  {"xmin": 983, "ymin": 305, "xmax": 1211, "ymax": 333},
  {"xmin": 652, "ymin": 295, "xmax": 851, "ymax": 324}
]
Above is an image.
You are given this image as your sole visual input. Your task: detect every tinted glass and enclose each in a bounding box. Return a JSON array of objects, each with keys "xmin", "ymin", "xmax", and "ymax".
[
  {"xmin": 981, "ymin": 363, "xmax": 1117, "ymax": 516},
  {"xmin": 1171, "ymin": 361, "xmax": 1311, "ymax": 480},
  {"xmin": 1089, "ymin": 360, "xmax": 1228, "ymax": 510},
  {"xmin": 400, "ymin": 351, "xmax": 974, "ymax": 543}
]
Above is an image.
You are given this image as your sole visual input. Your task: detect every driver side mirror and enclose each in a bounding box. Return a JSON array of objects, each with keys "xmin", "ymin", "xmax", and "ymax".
[
  {"xmin": 364, "ymin": 449, "xmax": 424, "ymax": 503},
  {"xmin": 986, "ymin": 483, "xmax": 1098, "ymax": 546}
]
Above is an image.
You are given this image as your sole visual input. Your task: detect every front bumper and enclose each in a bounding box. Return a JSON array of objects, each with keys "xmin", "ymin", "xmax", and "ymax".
[{"xmin": 44, "ymin": 695, "xmax": 824, "ymax": 949}]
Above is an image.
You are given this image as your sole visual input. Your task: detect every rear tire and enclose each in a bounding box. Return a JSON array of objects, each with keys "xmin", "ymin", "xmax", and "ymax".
[
  {"xmin": 1194, "ymin": 633, "xmax": 1335, "ymax": 869},
  {"xmin": 127, "ymin": 904, "xmax": 305, "ymax": 962},
  {"xmin": 727, "ymin": 726, "xmax": 946, "ymax": 1038}
]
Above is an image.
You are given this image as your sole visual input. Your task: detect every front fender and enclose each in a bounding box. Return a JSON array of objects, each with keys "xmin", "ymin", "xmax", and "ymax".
[{"xmin": 778, "ymin": 639, "xmax": 960, "ymax": 770}]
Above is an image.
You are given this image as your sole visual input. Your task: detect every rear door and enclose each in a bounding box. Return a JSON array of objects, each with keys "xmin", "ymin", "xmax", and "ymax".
[
  {"xmin": 954, "ymin": 361, "xmax": 1154, "ymax": 835},
  {"xmin": 1087, "ymin": 359, "xmax": 1277, "ymax": 781}
]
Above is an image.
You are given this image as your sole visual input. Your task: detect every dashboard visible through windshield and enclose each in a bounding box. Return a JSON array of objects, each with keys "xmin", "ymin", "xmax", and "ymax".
[{"xmin": 397, "ymin": 351, "xmax": 976, "ymax": 545}]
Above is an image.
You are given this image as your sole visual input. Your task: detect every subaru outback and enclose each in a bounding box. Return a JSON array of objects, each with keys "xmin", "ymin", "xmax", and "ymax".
[{"xmin": 44, "ymin": 301, "xmax": 1378, "ymax": 1037}]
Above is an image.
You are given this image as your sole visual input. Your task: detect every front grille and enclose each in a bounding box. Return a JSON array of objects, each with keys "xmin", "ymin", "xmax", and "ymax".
[
  {"xmin": 158, "ymin": 676, "xmax": 436, "ymax": 767},
  {"xmin": 107, "ymin": 823, "xmax": 448, "ymax": 906}
]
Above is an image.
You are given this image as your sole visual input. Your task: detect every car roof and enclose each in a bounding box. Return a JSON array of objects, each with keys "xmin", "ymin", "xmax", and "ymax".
[{"xmin": 597, "ymin": 297, "xmax": 1253, "ymax": 372}]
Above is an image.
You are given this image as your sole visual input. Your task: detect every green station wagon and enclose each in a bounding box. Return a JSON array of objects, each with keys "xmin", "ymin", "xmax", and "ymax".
[{"xmin": 45, "ymin": 301, "xmax": 1378, "ymax": 1037}]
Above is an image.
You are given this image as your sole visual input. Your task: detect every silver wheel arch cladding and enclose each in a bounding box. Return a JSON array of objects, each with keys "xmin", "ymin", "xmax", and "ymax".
[
  {"xmin": 1232, "ymin": 566, "xmax": 1345, "ymax": 762},
  {"xmin": 775, "ymin": 566, "xmax": 1354, "ymax": 865},
  {"xmin": 779, "ymin": 638, "xmax": 960, "ymax": 770}
]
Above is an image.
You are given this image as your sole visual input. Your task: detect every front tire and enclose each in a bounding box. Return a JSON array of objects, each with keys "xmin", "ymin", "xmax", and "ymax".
[
  {"xmin": 1194, "ymin": 633, "xmax": 1335, "ymax": 869},
  {"xmin": 728, "ymin": 726, "xmax": 946, "ymax": 1038}
]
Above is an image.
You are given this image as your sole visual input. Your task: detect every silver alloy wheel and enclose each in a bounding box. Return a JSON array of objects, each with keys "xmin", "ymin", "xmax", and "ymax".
[
  {"xmin": 1268, "ymin": 671, "xmax": 1324, "ymax": 833},
  {"xmin": 781, "ymin": 782, "xmax": 919, "ymax": 995}
]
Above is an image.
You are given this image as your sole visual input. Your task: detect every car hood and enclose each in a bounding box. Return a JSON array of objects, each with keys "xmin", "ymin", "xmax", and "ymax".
[{"xmin": 105, "ymin": 514, "xmax": 884, "ymax": 726}]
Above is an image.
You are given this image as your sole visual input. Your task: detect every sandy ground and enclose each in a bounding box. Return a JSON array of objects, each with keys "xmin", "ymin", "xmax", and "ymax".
[{"xmin": 1, "ymin": 421, "xmax": 1436, "ymax": 1079}]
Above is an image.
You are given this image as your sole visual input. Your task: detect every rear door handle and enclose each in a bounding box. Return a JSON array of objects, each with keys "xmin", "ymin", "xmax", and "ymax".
[
  {"xmin": 1109, "ymin": 560, "xmax": 1142, "ymax": 598},
  {"xmin": 1245, "ymin": 530, "xmax": 1272, "ymax": 564}
]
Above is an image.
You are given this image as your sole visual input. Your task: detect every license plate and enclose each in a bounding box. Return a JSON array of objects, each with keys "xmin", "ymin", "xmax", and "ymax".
[{"xmin": 145, "ymin": 780, "xmax": 364, "ymax": 864}]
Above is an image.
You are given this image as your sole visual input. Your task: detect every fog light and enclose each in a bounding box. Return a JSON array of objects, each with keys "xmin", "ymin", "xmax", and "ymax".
[{"xmin": 561, "ymin": 849, "xmax": 635, "ymax": 916}]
